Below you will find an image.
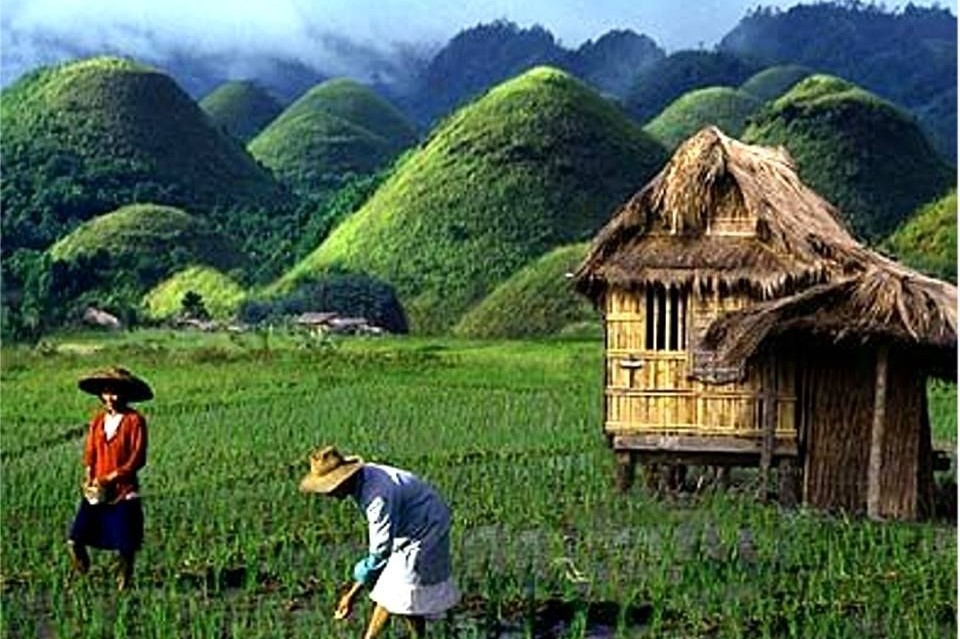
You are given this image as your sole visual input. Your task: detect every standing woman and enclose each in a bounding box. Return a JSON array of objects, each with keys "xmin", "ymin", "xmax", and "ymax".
[
  {"xmin": 300, "ymin": 446, "xmax": 460, "ymax": 638},
  {"xmin": 67, "ymin": 367, "xmax": 152, "ymax": 591}
]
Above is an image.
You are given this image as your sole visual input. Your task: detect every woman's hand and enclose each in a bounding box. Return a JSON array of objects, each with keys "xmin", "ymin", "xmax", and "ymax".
[{"xmin": 333, "ymin": 582, "xmax": 362, "ymax": 620}]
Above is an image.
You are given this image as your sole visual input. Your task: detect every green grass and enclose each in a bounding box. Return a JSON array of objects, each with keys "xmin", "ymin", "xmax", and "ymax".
[
  {"xmin": 1, "ymin": 330, "xmax": 955, "ymax": 638},
  {"xmin": 279, "ymin": 66, "xmax": 667, "ymax": 333},
  {"xmin": 0, "ymin": 56, "xmax": 289, "ymax": 253},
  {"xmin": 454, "ymin": 243, "xmax": 596, "ymax": 338},
  {"xmin": 643, "ymin": 86, "xmax": 762, "ymax": 150},
  {"xmin": 200, "ymin": 80, "xmax": 283, "ymax": 142},
  {"xmin": 142, "ymin": 266, "xmax": 247, "ymax": 321},
  {"xmin": 743, "ymin": 74, "xmax": 954, "ymax": 242},
  {"xmin": 882, "ymin": 190, "xmax": 957, "ymax": 283},
  {"xmin": 739, "ymin": 65, "xmax": 813, "ymax": 102},
  {"xmin": 248, "ymin": 79, "xmax": 417, "ymax": 196}
]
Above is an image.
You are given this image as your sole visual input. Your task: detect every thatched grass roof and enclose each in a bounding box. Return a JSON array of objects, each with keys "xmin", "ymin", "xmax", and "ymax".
[
  {"xmin": 574, "ymin": 126, "xmax": 867, "ymax": 299},
  {"xmin": 703, "ymin": 262, "xmax": 957, "ymax": 379},
  {"xmin": 575, "ymin": 126, "xmax": 957, "ymax": 376}
]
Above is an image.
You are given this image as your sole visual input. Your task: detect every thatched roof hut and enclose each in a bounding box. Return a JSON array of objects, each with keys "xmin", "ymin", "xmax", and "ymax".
[{"xmin": 574, "ymin": 126, "xmax": 956, "ymax": 520}]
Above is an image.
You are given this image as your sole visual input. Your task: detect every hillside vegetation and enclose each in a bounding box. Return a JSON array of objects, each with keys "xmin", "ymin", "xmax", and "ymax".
[
  {"xmin": 199, "ymin": 80, "xmax": 284, "ymax": 141},
  {"xmin": 454, "ymin": 243, "xmax": 595, "ymax": 338},
  {"xmin": 740, "ymin": 64, "xmax": 813, "ymax": 102},
  {"xmin": 248, "ymin": 78, "xmax": 417, "ymax": 196},
  {"xmin": 278, "ymin": 67, "xmax": 667, "ymax": 332},
  {"xmin": 743, "ymin": 75, "xmax": 953, "ymax": 241},
  {"xmin": 643, "ymin": 87, "xmax": 762, "ymax": 149},
  {"xmin": 1, "ymin": 57, "xmax": 288, "ymax": 254},
  {"xmin": 143, "ymin": 266, "xmax": 248, "ymax": 321},
  {"xmin": 883, "ymin": 191, "xmax": 957, "ymax": 283}
]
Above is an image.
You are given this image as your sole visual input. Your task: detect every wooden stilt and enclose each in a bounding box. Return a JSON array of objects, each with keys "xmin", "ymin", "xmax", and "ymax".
[
  {"xmin": 778, "ymin": 458, "xmax": 799, "ymax": 508},
  {"xmin": 615, "ymin": 451, "xmax": 636, "ymax": 492},
  {"xmin": 867, "ymin": 346, "xmax": 889, "ymax": 520}
]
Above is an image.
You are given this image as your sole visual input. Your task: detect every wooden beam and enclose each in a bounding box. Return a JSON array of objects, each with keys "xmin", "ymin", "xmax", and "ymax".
[
  {"xmin": 613, "ymin": 434, "xmax": 797, "ymax": 457},
  {"xmin": 867, "ymin": 346, "xmax": 889, "ymax": 520},
  {"xmin": 758, "ymin": 360, "xmax": 777, "ymax": 501}
]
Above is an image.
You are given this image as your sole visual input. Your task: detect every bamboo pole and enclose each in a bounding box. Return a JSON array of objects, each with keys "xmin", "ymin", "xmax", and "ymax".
[
  {"xmin": 867, "ymin": 346, "xmax": 889, "ymax": 520},
  {"xmin": 758, "ymin": 359, "xmax": 777, "ymax": 501}
]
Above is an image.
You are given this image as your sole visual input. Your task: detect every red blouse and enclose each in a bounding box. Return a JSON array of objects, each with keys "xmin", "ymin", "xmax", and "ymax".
[{"xmin": 82, "ymin": 409, "xmax": 148, "ymax": 501}]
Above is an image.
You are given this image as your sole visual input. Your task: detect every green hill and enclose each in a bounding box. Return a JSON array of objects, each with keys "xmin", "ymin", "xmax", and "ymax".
[
  {"xmin": 643, "ymin": 86, "xmax": 762, "ymax": 150},
  {"xmin": 743, "ymin": 74, "xmax": 953, "ymax": 241},
  {"xmin": 143, "ymin": 266, "xmax": 247, "ymax": 320},
  {"xmin": 453, "ymin": 243, "xmax": 595, "ymax": 338},
  {"xmin": 1, "ymin": 57, "xmax": 289, "ymax": 254},
  {"xmin": 248, "ymin": 78, "xmax": 417, "ymax": 196},
  {"xmin": 49, "ymin": 203, "xmax": 246, "ymax": 303},
  {"xmin": 199, "ymin": 80, "xmax": 284, "ymax": 141},
  {"xmin": 277, "ymin": 66, "xmax": 668, "ymax": 333},
  {"xmin": 740, "ymin": 65, "xmax": 813, "ymax": 102},
  {"xmin": 883, "ymin": 191, "xmax": 957, "ymax": 283}
]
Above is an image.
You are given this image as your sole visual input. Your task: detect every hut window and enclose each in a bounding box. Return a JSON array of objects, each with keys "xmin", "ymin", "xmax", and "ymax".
[{"xmin": 644, "ymin": 285, "xmax": 687, "ymax": 351}]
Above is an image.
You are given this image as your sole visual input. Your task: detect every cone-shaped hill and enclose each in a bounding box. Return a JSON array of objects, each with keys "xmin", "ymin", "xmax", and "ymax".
[
  {"xmin": 277, "ymin": 66, "xmax": 668, "ymax": 332},
  {"xmin": 644, "ymin": 87, "xmax": 762, "ymax": 150},
  {"xmin": 883, "ymin": 191, "xmax": 957, "ymax": 283},
  {"xmin": 743, "ymin": 74, "xmax": 953, "ymax": 241},
  {"xmin": 248, "ymin": 78, "xmax": 418, "ymax": 196},
  {"xmin": 143, "ymin": 266, "xmax": 247, "ymax": 321},
  {"xmin": 740, "ymin": 65, "xmax": 813, "ymax": 102},
  {"xmin": 50, "ymin": 203, "xmax": 246, "ymax": 291},
  {"xmin": 1, "ymin": 57, "xmax": 289, "ymax": 253},
  {"xmin": 454, "ymin": 243, "xmax": 596, "ymax": 339},
  {"xmin": 200, "ymin": 80, "xmax": 284, "ymax": 141}
]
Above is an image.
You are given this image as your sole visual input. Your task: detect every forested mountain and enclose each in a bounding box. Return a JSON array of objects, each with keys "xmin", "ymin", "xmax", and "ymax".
[
  {"xmin": 402, "ymin": 21, "xmax": 665, "ymax": 125},
  {"xmin": 720, "ymin": 2, "xmax": 957, "ymax": 160},
  {"xmin": 624, "ymin": 51, "xmax": 762, "ymax": 124}
]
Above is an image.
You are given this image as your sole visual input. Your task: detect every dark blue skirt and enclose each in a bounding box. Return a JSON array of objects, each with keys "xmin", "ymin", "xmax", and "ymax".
[{"xmin": 68, "ymin": 498, "xmax": 144, "ymax": 554}]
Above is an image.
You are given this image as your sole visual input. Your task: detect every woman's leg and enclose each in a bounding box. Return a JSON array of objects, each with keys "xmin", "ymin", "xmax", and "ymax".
[
  {"xmin": 66, "ymin": 540, "xmax": 90, "ymax": 574},
  {"xmin": 364, "ymin": 604, "xmax": 391, "ymax": 639},
  {"xmin": 403, "ymin": 615, "xmax": 426, "ymax": 637},
  {"xmin": 117, "ymin": 552, "xmax": 135, "ymax": 591}
]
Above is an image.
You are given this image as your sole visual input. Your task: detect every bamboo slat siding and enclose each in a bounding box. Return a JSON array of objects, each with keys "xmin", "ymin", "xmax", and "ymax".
[{"xmin": 604, "ymin": 286, "xmax": 796, "ymax": 438}]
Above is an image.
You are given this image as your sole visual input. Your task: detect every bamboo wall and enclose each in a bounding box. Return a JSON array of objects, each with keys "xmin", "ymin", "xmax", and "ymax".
[
  {"xmin": 604, "ymin": 286, "xmax": 796, "ymax": 439},
  {"xmin": 800, "ymin": 346, "xmax": 932, "ymax": 519}
]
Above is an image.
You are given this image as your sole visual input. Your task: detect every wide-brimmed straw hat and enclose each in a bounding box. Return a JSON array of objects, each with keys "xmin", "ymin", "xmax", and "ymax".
[
  {"xmin": 78, "ymin": 367, "xmax": 154, "ymax": 403},
  {"xmin": 299, "ymin": 446, "xmax": 364, "ymax": 494}
]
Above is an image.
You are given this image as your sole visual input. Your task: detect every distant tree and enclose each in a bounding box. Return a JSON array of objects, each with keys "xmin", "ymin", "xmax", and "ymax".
[{"xmin": 180, "ymin": 291, "xmax": 210, "ymax": 320}]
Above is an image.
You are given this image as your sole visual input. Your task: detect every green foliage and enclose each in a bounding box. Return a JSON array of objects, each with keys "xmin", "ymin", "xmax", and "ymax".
[
  {"xmin": 643, "ymin": 86, "xmax": 762, "ymax": 150},
  {"xmin": 625, "ymin": 51, "xmax": 761, "ymax": 124},
  {"xmin": 46, "ymin": 203, "xmax": 246, "ymax": 313},
  {"xmin": 883, "ymin": 191, "xmax": 957, "ymax": 283},
  {"xmin": 739, "ymin": 64, "xmax": 813, "ymax": 102},
  {"xmin": 199, "ymin": 80, "xmax": 284, "ymax": 142},
  {"xmin": 248, "ymin": 78, "xmax": 417, "ymax": 197},
  {"xmin": 0, "ymin": 56, "xmax": 290, "ymax": 254},
  {"xmin": 279, "ymin": 66, "xmax": 667, "ymax": 333},
  {"xmin": 743, "ymin": 74, "xmax": 954, "ymax": 242},
  {"xmin": 454, "ymin": 243, "xmax": 595, "ymax": 338},
  {"xmin": 143, "ymin": 266, "xmax": 247, "ymax": 321},
  {"xmin": 243, "ymin": 273, "xmax": 407, "ymax": 333}
]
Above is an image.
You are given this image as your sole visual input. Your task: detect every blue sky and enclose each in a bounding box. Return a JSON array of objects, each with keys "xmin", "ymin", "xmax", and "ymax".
[{"xmin": 2, "ymin": 0, "xmax": 956, "ymax": 82}]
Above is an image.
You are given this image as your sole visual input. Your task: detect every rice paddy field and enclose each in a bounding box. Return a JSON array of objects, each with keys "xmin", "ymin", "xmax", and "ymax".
[{"xmin": 1, "ymin": 329, "xmax": 956, "ymax": 638}]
